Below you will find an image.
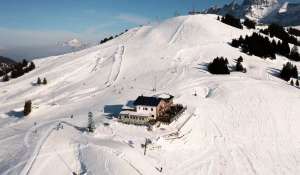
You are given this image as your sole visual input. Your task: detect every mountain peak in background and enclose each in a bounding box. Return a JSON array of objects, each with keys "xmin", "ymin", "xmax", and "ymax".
[
  {"xmin": 62, "ymin": 38, "xmax": 84, "ymax": 49},
  {"xmin": 203, "ymin": 0, "xmax": 300, "ymax": 26}
]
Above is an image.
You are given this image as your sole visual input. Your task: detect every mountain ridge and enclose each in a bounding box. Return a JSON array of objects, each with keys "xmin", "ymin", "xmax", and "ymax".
[{"xmin": 203, "ymin": 0, "xmax": 300, "ymax": 26}]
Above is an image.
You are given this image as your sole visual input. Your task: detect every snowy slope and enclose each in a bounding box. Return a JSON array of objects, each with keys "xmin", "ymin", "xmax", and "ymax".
[{"xmin": 0, "ymin": 14, "xmax": 300, "ymax": 175}]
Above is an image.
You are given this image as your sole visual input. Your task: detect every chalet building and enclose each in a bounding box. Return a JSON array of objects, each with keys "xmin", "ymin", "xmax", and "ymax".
[{"xmin": 119, "ymin": 94, "xmax": 174, "ymax": 125}]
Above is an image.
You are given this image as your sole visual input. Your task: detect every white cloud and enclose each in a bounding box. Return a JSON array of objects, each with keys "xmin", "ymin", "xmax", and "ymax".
[{"xmin": 116, "ymin": 14, "xmax": 151, "ymax": 25}]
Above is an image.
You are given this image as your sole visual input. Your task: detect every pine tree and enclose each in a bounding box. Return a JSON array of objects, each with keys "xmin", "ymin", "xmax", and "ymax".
[
  {"xmin": 244, "ymin": 18, "xmax": 256, "ymax": 29},
  {"xmin": 37, "ymin": 77, "xmax": 41, "ymax": 85},
  {"xmin": 88, "ymin": 112, "xmax": 96, "ymax": 132},
  {"xmin": 280, "ymin": 62, "xmax": 298, "ymax": 81},
  {"xmin": 42, "ymin": 78, "xmax": 47, "ymax": 85},
  {"xmin": 237, "ymin": 56, "xmax": 243, "ymax": 63},
  {"xmin": 2, "ymin": 74, "xmax": 9, "ymax": 82},
  {"xmin": 296, "ymin": 80, "xmax": 300, "ymax": 87},
  {"xmin": 28, "ymin": 62, "xmax": 35, "ymax": 71},
  {"xmin": 22, "ymin": 59, "xmax": 28, "ymax": 67},
  {"xmin": 290, "ymin": 80, "xmax": 294, "ymax": 86},
  {"xmin": 290, "ymin": 45, "xmax": 300, "ymax": 61},
  {"xmin": 24, "ymin": 100, "xmax": 32, "ymax": 116},
  {"xmin": 236, "ymin": 62, "xmax": 244, "ymax": 72}
]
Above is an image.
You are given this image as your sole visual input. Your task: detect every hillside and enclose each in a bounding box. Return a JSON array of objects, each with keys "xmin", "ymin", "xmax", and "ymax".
[{"xmin": 0, "ymin": 14, "xmax": 300, "ymax": 175}]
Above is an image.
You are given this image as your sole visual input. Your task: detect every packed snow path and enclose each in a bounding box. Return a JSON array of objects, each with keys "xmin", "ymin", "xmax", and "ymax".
[{"xmin": 105, "ymin": 45, "xmax": 125, "ymax": 87}]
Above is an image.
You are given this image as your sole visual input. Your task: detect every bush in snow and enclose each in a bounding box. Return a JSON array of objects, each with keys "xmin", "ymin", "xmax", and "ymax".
[
  {"xmin": 296, "ymin": 80, "xmax": 300, "ymax": 87},
  {"xmin": 208, "ymin": 57, "xmax": 230, "ymax": 74},
  {"xmin": 88, "ymin": 112, "xmax": 96, "ymax": 132},
  {"xmin": 280, "ymin": 62, "xmax": 298, "ymax": 81},
  {"xmin": 24, "ymin": 100, "xmax": 32, "ymax": 116}
]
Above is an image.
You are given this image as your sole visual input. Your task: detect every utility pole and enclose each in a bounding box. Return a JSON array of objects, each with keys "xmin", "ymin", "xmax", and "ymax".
[
  {"xmin": 153, "ymin": 76, "xmax": 157, "ymax": 92},
  {"xmin": 144, "ymin": 138, "xmax": 147, "ymax": 155},
  {"xmin": 144, "ymin": 138, "xmax": 151, "ymax": 155}
]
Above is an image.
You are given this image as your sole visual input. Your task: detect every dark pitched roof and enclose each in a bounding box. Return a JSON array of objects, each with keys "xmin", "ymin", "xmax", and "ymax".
[{"xmin": 133, "ymin": 96, "xmax": 162, "ymax": 107}]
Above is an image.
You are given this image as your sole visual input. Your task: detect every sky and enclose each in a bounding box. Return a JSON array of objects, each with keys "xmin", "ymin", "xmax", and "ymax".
[{"xmin": 0, "ymin": 0, "xmax": 298, "ymax": 60}]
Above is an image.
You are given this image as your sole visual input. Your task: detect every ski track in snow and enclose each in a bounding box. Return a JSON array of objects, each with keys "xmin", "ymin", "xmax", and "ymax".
[
  {"xmin": 105, "ymin": 45, "xmax": 125, "ymax": 87},
  {"xmin": 168, "ymin": 18, "xmax": 187, "ymax": 45}
]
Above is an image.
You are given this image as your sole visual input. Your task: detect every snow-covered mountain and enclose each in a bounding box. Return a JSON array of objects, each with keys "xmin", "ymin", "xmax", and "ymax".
[
  {"xmin": 203, "ymin": 0, "xmax": 300, "ymax": 26},
  {"xmin": 0, "ymin": 14, "xmax": 300, "ymax": 175}
]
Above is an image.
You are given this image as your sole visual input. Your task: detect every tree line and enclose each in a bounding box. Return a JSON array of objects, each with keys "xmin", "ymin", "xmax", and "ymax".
[
  {"xmin": 99, "ymin": 29, "xmax": 129, "ymax": 45},
  {"xmin": 260, "ymin": 24, "xmax": 300, "ymax": 46},
  {"xmin": 231, "ymin": 32, "xmax": 300, "ymax": 61},
  {"xmin": 218, "ymin": 14, "xmax": 256, "ymax": 30},
  {"xmin": 288, "ymin": 28, "xmax": 300, "ymax": 37},
  {"xmin": 2, "ymin": 59, "xmax": 36, "ymax": 82}
]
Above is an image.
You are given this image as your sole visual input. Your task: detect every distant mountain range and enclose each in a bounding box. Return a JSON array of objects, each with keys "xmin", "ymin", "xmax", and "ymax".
[{"xmin": 203, "ymin": 0, "xmax": 300, "ymax": 26}]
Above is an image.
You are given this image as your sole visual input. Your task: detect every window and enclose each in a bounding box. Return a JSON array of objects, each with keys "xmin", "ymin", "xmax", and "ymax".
[
  {"xmin": 151, "ymin": 108, "xmax": 153, "ymax": 111},
  {"xmin": 152, "ymin": 115, "xmax": 154, "ymax": 118}
]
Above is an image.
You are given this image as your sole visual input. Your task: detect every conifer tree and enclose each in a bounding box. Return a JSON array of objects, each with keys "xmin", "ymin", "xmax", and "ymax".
[
  {"xmin": 2, "ymin": 74, "xmax": 9, "ymax": 82},
  {"xmin": 237, "ymin": 56, "xmax": 243, "ymax": 63},
  {"xmin": 24, "ymin": 100, "xmax": 32, "ymax": 116},
  {"xmin": 37, "ymin": 77, "xmax": 41, "ymax": 85},
  {"xmin": 296, "ymin": 80, "xmax": 300, "ymax": 87},
  {"xmin": 290, "ymin": 80, "xmax": 294, "ymax": 86},
  {"xmin": 28, "ymin": 62, "xmax": 35, "ymax": 71},
  {"xmin": 22, "ymin": 59, "xmax": 28, "ymax": 67},
  {"xmin": 43, "ymin": 78, "xmax": 47, "ymax": 85},
  {"xmin": 88, "ymin": 112, "xmax": 96, "ymax": 132}
]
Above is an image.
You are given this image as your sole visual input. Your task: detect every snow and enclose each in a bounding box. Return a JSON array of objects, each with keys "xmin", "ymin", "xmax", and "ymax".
[
  {"xmin": 0, "ymin": 14, "xmax": 300, "ymax": 175},
  {"xmin": 278, "ymin": 2, "xmax": 289, "ymax": 13}
]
